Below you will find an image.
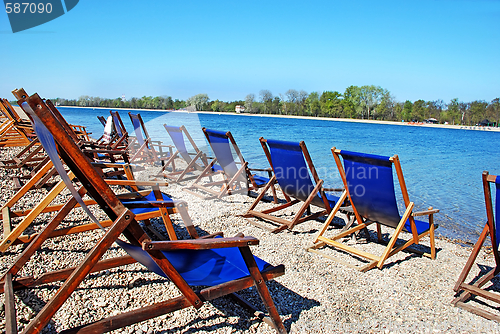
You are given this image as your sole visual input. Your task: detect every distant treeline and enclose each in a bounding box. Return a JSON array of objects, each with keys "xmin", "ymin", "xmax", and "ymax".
[{"xmin": 52, "ymin": 85, "xmax": 500, "ymax": 126}]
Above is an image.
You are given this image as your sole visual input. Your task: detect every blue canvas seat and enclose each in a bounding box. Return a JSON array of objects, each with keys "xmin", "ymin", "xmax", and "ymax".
[
  {"xmin": 244, "ymin": 138, "xmax": 346, "ymax": 233},
  {"xmin": 453, "ymin": 171, "xmax": 500, "ymax": 321},
  {"xmin": 2, "ymin": 89, "xmax": 286, "ymax": 334},
  {"xmin": 118, "ymin": 238, "xmax": 271, "ymax": 286},
  {"xmin": 308, "ymin": 148, "xmax": 439, "ymax": 272},
  {"xmin": 184, "ymin": 128, "xmax": 277, "ymax": 201},
  {"xmin": 157, "ymin": 125, "xmax": 217, "ymax": 183}
]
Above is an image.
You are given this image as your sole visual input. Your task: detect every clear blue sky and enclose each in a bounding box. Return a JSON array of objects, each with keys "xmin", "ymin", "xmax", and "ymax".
[{"xmin": 1, "ymin": 0, "xmax": 499, "ymax": 103}]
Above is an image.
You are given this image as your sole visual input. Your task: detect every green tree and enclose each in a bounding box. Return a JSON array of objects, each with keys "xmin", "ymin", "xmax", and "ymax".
[
  {"xmin": 342, "ymin": 86, "xmax": 361, "ymax": 118},
  {"xmin": 402, "ymin": 100, "xmax": 413, "ymax": 121},
  {"xmin": 487, "ymin": 98, "xmax": 500, "ymax": 126},
  {"xmin": 470, "ymin": 100, "xmax": 488, "ymax": 125},
  {"xmin": 320, "ymin": 91, "xmax": 342, "ymax": 117},
  {"xmin": 447, "ymin": 98, "xmax": 460, "ymax": 125},
  {"xmin": 306, "ymin": 92, "xmax": 320, "ymax": 117},
  {"xmin": 412, "ymin": 100, "xmax": 427, "ymax": 121},
  {"xmin": 375, "ymin": 92, "xmax": 395, "ymax": 120},
  {"xmin": 359, "ymin": 85, "xmax": 384, "ymax": 119},
  {"xmin": 211, "ymin": 100, "xmax": 226, "ymax": 112}
]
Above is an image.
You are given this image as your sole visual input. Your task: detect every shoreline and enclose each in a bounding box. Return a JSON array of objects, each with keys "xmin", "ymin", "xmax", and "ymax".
[{"xmin": 57, "ymin": 105, "xmax": 500, "ymax": 133}]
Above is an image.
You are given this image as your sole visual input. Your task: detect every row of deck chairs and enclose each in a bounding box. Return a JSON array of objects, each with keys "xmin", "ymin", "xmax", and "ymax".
[
  {"xmin": 2, "ymin": 89, "xmax": 500, "ymax": 330},
  {"xmin": 100, "ymin": 108, "xmax": 500, "ymax": 323},
  {"xmin": 0, "ymin": 89, "xmax": 287, "ymax": 334},
  {"xmin": 80, "ymin": 105, "xmax": 500, "ymax": 323}
]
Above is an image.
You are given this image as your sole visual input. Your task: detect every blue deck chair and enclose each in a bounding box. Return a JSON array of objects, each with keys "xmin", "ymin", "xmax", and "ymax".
[
  {"xmin": 128, "ymin": 112, "xmax": 173, "ymax": 165},
  {"xmin": 184, "ymin": 128, "xmax": 276, "ymax": 201},
  {"xmin": 244, "ymin": 138, "xmax": 346, "ymax": 233},
  {"xmin": 2, "ymin": 89, "xmax": 286, "ymax": 334},
  {"xmin": 308, "ymin": 148, "xmax": 438, "ymax": 272},
  {"xmin": 157, "ymin": 125, "xmax": 214, "ymax": 182},
  {"xmin": 453, "ymin": 171, "xmax": 500, "ymax": 321}
]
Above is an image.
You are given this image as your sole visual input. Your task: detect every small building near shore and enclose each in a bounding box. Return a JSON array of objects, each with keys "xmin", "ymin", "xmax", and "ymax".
[{"xmin": 235, "ymin": 105, "xmax": 245, "ymax": 113}]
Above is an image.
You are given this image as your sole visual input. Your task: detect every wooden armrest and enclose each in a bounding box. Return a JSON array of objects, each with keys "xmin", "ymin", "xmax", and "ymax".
[
  {"xmin": 84, "ymin": 148, "xmax": 127, "ymax": 155},
  {"xmin": 105, "ymin": 179, "xmax": 168, "ymax": 187},
  {"xmin": 248, "ymin": 167, "xmax": 272, "ymax": 172},
  {"xmin": 142, "ymin": 236, "xmax": 259, "ymax": 251},
  {"xmin": 93, "ymin": 162, "xmax": 129, "ymax": 168},
  {"xmin": 323, "ymin": 187, "xmax": 344, "ymax": 192},
  {"xmin": 122, "ymin": 200, "xmax": 177, "ymax": 209},
  {"xmin": 116, "ymin": 190, "xmax": 152, "ymax": 198},
  {"xmin": 412, "ymin": 208, "xmax": 439, "ymax": 216}
]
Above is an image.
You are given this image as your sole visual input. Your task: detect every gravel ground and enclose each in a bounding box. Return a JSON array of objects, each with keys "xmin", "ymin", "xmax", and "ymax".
[{"xmin": 1, "ymin": 146, "xmax": 500, "ymax": 334}]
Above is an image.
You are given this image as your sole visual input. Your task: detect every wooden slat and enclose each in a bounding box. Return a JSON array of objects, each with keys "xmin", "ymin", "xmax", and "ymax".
[
  {"xmin": 460, "ymin": 283, "xmax": 500, "ymax": 304},
  {"xmin": 4, "ymin": 273, "xmax": 18, "ymax": 334},
  {"xmin": 245, "ymin": 210, "xmax": 291, "ymax": 226},
  {"xmin": 57, "ymin": 265, "xmax": 284, "ymax": 334},
  {"xmin": 2, "ymin": 206, "xmax": 11, "ymax": 236},
  {"xmin": 14, "ymin": 210, "xmax": 167, "ymax": 245},
  {"xmin": 0, "ymin": 256, "xmax": 136, "ymax": 293},
  {"xmin": 307, "ymin": 247, "xmax": 378, "ymax": 272},
  {"xmin": 3, "ymin": 160, "xmax": 53, "ymax": 208},
  {"xmin": 0, "ymin": 173, "xmax": 74, "ymax": 252},
  {"xmin": 455, "ymin": 301, "xmax": 500, "ymax": 322},
  {"xmin": 317, "ymin": 236, "xmax": 381, "ymax": 261},
  {"xmin": 143, "ymin": 236, "xmax": 259, "ymax": 251},
  {"xmin": 20, "ymin": 210, "xmax": 134, "ymax": 334}
]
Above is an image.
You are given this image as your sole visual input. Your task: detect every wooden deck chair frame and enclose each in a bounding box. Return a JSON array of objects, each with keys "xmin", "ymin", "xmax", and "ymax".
[
  {"xmin": 109, "ymin": 110, "xmax": 130, "ymax": 148},
  {"xmin": 1, "ymin": 90, "xmax": 286, "ymax": 334},
  {"xmin": 244, "ymin": 138, "xmax": 345, "ymax": 234},
  {"xmin": 157, "ymin": 124, "xmax": 211, "ymax": 182},
  {"xmin": 0, "ymin": 137, "xmax": 44, "ymax": 171},
  {"xmin": 453, "ymin": 171, "xmax": 500, "ymax": 321},
  {"xmin": 0, "ymin": 98, "xmax": 32, "ymax": 147},
  {"xmin": 307, "ymin": 148, "xmax": 438, "ymax": 272},
  {"xmin": 128, "ymin": 112, "xmax": 173, "ymax": 165},
  {"xmin": 184, "ymin": 128, "xmax": 277, "ymax": 201},
  {"xmin": 0, "ymin": 99, "xmax": 45, "ymax": 168}
]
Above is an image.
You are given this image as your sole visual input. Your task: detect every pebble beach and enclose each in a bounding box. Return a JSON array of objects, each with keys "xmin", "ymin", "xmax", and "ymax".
[{"xmin": 1, "ymin": 145, "xmax": 500, "ymax": 334}]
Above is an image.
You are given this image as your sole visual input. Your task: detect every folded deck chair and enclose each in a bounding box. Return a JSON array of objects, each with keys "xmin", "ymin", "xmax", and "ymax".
[
  {"xmin": 184, "ymin": 128, "xmax": 276, "ymax": 201},
  {"xmin": 156, "ymin": 124, "xmax": 214, "ymax": 182},
  {"xmin": 307, "ymin": 148, "xmax": 438, "ymax": 272},
  {"xmin": 128, "ymin": 112, "xmax": 173, "ymax": 165},
  {"xmin": 453, "ymin": 171, "xmax": 500, "ymax": 321},
  {"xmin": 1, "ymin": 90, "xmax": 286, "ymax": 334},
  {"xmin": 244, "ymin": 138, "xmax": 346, "ymax": 233},
  {"xmin": 110, "ymin": 110, "xmax": 130, "ymax": 146},
  {"xmin": 0, "ymin": 98, "xmax": 33, "ymax": 147}
]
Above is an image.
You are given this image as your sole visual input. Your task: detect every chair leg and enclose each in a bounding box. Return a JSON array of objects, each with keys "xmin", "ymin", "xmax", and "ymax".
[
  {"xmin": 377, "ymin": 203, "xmax": 414, "ymax": 269},
  {"xmin": 429, "ymin": 214, "xmax": 436, "ymax": 260},
  {"xmin": 4, "ymin": 273, "xmax": 18, "ymax": 334},
  {"xmin": 239, "ymin": 246, "xmax": 286, "ymax": 333}
]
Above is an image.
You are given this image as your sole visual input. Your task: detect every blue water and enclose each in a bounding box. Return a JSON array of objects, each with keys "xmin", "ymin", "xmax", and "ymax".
[{"xmin": 59, "ymin": 107, "xmax": 500, "ymax": 242}]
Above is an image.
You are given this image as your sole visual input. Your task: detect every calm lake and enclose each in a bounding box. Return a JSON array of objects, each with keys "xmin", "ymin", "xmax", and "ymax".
[{"xmin": 59, "ymin": 107, "xmax": 500, "ymax": 242}]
